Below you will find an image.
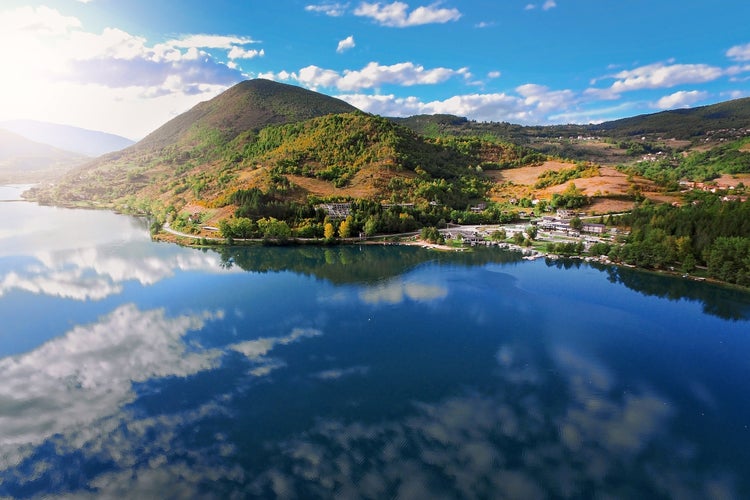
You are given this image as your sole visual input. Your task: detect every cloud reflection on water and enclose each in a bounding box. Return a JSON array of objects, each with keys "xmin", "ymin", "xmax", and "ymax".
[
  {"xmin": 358, "ymin": 279, "xmax": 448, "ymax": 305},
  {"xmin": 230, "ymin": 327, "xmax": 323, "ymax": 377},
  {"xmin": 0, "ymin": 245, "xmax": 229, "ymax": 301},
  {"xmin": 0, "ymin": 304, "xmax": 222, "ymax": 469},
  {"xmin": 247, "ymin": 343, "xmax": 737, "ymax": 499}
]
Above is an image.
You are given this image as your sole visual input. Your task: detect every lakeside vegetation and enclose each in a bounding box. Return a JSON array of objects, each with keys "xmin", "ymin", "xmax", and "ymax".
[{"xmin": 612, "ymin": 194, "xmax": 750, "ymax": 287}]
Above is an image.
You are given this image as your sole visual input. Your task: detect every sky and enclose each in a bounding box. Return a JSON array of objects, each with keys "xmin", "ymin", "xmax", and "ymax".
[{"xmin": 1, "ymin": 0, "xmax": 749, "ymax": 141}]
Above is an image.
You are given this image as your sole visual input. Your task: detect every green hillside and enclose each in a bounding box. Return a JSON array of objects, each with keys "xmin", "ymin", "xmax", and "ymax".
[
  {"xmin": 133, "ymin": 78, "xmax": 358, "ymax": 153},
  {"xmin": 32, "ymin": 79, "xmax": 359, "ymax": 204}
]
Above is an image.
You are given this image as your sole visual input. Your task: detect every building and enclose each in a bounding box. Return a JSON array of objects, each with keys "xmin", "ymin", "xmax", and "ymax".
[{"xmin": 581, "ymin": 223, "xmax": 606, "ymax": 234}]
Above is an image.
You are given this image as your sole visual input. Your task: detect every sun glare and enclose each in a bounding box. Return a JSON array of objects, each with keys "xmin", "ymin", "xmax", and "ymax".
[{"xmin": 0, "ymin": 6, "xmax": 81, "ymax": 123}]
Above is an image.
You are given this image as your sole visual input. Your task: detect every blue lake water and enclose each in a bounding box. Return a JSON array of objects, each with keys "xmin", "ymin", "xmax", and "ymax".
[{"xmin": 1, "ymin": 184, "xmax": 750, "ymax": 498}]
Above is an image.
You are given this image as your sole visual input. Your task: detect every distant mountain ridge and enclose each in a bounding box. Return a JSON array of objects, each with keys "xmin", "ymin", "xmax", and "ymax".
[
  {"xmin": 0, "ymin": 129, "xmax": 85, "ymax": 182},
  {"xmin": 0, "ymin": 120, "xmax": 134, "ymax": 157},
  {"xmin": 392, "ymin": 97, "xmax": 750, "ymax": 142},
  {"xmin": 589, "ymin": 97, "xmax": 750, "ymax": 138}
]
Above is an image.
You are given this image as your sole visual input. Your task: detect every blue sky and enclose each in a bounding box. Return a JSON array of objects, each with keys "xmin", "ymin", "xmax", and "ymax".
[{"xmin": 1, "ymin": 0, "xmax": 749, "ymax": 139}]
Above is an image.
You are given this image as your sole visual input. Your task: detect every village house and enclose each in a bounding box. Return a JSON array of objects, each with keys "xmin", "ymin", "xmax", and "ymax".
[
  {"xmin": 556, "ymin": 209, "xmax": 577, "ymax": 219},
  {"xmin": 581, "ymin": 223, "xmax": 606, "ymax": 234}
]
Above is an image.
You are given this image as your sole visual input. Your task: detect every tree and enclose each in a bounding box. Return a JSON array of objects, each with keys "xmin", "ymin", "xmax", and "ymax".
[
  {"xmin": 420, "ymin": 226, "xmax": 444, "ymax": 244},
  {"xmin": 260, "ymin": 218, "xmax": 291, "ymax": 242},
  {"xmin": 525, "ymin": 225, "xmax": 538, "ymax": 240},
  {"xmin": 364, "ymin": 217, "xmax": 378, "ymax": 237},
  {"xmin": 324, "ymin": 222, "xmax": 336, "ymax": 240},
  {"xmin": 489, "ymin": 229, "xmax": 506, "ymax": 241},
  {"xmin": 338, "ymin": 216, "xmax": 353, "ymax": 238},
  {"xmin": 704, "ymin": 236, "xmax": 750, "ymax": 287},
  {"xmin": 570, "ymin": 216, "xmax": 583, "ymax": 231}
]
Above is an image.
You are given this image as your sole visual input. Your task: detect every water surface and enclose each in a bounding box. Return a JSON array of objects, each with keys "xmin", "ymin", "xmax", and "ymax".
[{"xmin": 1, "ymin": 185, "xmax": 749, "ymax": 498}]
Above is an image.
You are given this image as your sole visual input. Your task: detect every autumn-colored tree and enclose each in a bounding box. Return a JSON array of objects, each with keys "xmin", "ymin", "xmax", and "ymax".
[
  {"xmin": 324, "ymin": 222, "xmax": 336, "ymax": 240},
  {"xmin": 338, "ymin": 216, "xmax": 353, "ymax": 238}
]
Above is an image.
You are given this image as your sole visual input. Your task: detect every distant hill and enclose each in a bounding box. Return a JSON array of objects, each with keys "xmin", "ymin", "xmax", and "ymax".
[
  {"xmin": 393, "ymin": 98, "xmax": 750, "ymax": 142},
  {"xmin": 0, "ymin": 120, "xmax": 134, "ymax": 157},
  {"xmin": 0, "ymin": 129, "xmax": 85, "ymax": 182},
  {"xmin": 589, "ymin": 97, "xmax": 750, "ymax": 139}
]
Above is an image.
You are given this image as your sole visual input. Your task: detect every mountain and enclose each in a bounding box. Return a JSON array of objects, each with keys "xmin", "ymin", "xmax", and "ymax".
[
  {"xmin": 0, "ymin": 120, "xmax": 134, "ymax": 157},
  {"xmin": 393, "ymin": 98, "xmax": 750, "ymax": 142},
  {"xmin": 29, "ymin": 79, "xmax": 535, "ymax": 212},
  {"xmin": 131, "ymin": 78, "xmax": 358, "ymax": 152},
  {"xmin": 29, "ymin": 79, "xmax": 363, "ymax": 205},
  {"xmin": 0, "ymin": 129, "xmax": 86, "ymax": 182},
  {"xmin": 589, "ymin": 97, "xmax": 750, "ymax": 138}
]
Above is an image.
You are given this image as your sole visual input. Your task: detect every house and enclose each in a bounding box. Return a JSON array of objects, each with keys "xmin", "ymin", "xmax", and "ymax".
[{"xmin": 582, "ymin": 223, "xmax": 606, "ymax": 234}]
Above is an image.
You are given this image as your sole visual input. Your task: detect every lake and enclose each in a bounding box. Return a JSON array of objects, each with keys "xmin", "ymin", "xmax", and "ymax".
[{"xmin": 1, "ymin": 184, "xmax": 749, "ymax": 498}]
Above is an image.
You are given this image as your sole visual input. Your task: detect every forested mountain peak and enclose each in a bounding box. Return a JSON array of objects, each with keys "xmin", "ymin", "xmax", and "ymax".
[{"xmin": 133, "ymin": 79, "xmax": 359, "ymax": 152}]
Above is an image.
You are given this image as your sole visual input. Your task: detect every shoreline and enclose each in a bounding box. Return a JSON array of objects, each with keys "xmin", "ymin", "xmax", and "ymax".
[
  {"xmin": 5, "ymin": 185, "xmax": 746, "ymax": 291},
  {"xmin": 156, "ymin": 228, "xmax": 737, "ymax": 289}
]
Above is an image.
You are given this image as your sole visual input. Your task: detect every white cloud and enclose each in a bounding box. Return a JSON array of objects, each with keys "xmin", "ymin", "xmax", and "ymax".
[
  {"xmin": 337, "ymin": 81, "xmax": 579, "ymax": 124},
  {"xmin": 607, "ymin": 62, "xmax": 723, "ymax": 94},
  {"xmin": 228, "ymin": 47, "xmax": 265, "ymax": 59},
  {"xmin": 0, "ymin": 5, "xmax": 81, "ymax": 36},
  {"xmin": 726, "ymin": 42, "xmax": 750, "ymax": 61},
  {"xmin": 722, "ymin": 89, "xmax": 749, "ymax": 100},
  {"xmin": 340, "ymin": 61, "xmax": 464, "ymax": 89},
  {"xmin": 336, "ymin": 35, "xmax": 356, "ymax": 53},
  {"xmin": 516, "ymin": 83, "xmax": 576, "ymax": 112},
  {"xmin": 296, "ymin": 65, "xmax": 343, "ymax": 89},
  {"xmin": 167, "ymin": 34, "xmax": 259, "ymax": 49},
  {"xmin": 654, "ymin": 90, "xmax": 708, "ymax": 110},
  {"xmin": 353, "ymin": 1, "xmax": 461, "ymax": 27},
  {"xmin": 525, "ymin": 1, "xmax": 555, "ymax": 11},
  {"xmin": 336, "ymin": 91, "xmax": 525, "ymax": 122},
  {"xmin": 0, "ymin": 6, "xmax": 255, "ymax": 137},
  {"xmin": 305, "ymin": 2, "xmax": 350, "ymax": 17},
  {"xmin": 286, "ymin": 61, "xmax": 466, "ymax": 91},
  {"xmin": 487, "ymin": 70, "xmax": 501, "ymax": 79}
]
